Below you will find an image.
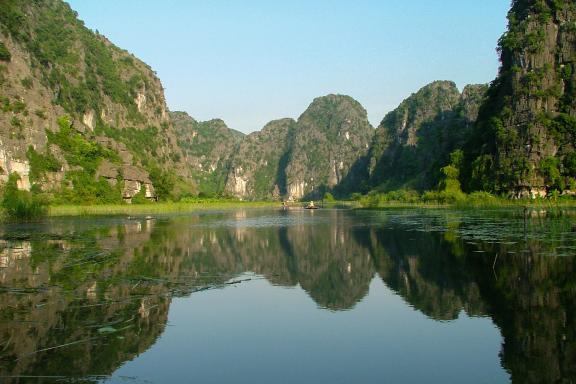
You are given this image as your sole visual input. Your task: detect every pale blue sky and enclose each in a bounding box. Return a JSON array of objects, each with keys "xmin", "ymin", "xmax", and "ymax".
[{"xmin": 67, "ymin": 1, "xmax": 510, "ymax": 133}]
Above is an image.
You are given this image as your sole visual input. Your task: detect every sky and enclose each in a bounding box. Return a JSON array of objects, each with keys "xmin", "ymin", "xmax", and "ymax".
[{"xmin": 67, "ymin": 0, "xmax": 510, "ymax": 133}]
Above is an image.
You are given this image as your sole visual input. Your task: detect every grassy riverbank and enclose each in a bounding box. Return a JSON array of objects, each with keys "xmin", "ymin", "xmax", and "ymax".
[
  {"xmin": 48, "ymin": 200, "xmax": 280, "ymax": 217},
  {"xmin": 355, "ymin": 191, "xmax": 576, "ymax": 210},
  {"xmin": 3, "ymin": 193, "xmax": 576, "ymax": 221}
]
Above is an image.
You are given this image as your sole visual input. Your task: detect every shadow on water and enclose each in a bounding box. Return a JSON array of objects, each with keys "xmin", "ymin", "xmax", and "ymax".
[{"xmin": 0, "ymin": 208, "xmax": 574, "ymax": 383}]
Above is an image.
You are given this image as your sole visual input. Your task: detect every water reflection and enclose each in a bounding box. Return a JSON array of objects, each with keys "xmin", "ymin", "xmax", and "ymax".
[{"xmin": 0, "ymin": 209, "xmax": 574, "ymax": 382}]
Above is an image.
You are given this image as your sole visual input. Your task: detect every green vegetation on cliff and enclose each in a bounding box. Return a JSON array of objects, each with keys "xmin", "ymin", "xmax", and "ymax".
[
  {"xmin": 226, "ymin": 118, "xmax": 296, "ymax": 199},
  {"xmin": 0, "ymin": 0, "xmax": 155, "ymax": 119},
  {"xmin": 171, "ymin": 111, "xmax": 244, "ymax": 197},
  {"xmin": 287, "ymin": 94, "xmax": 374, "ymax": 199},
  {"xmin": 464, "ymin": 0, "xmax": 576, "ymax": 196},
  {"xmin": 1, "ymin": 0, "xmax": 574, "ymax": 206},
  {"xmin": 367, "ymin": 81, "xmax": 487, "ymax": 193},
  {"xmin": 0, "ymin": 0, "xmax": 186, "ymax": 205},
  {"xmin": 1, "ymin": 173, "xmax": 47, "ymax": 220}
]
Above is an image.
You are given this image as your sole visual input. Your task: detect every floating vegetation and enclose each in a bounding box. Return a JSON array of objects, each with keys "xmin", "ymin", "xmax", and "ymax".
[
  {"xmin": 357, "ymin": 208, "xmax": 576, "ymax": 252},
  {"xmin": 0, "ymin": 208, "xmax": 574, "ymax": 381}
]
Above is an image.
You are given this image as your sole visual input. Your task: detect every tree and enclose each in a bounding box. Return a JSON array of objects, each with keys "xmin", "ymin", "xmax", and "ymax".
[{"xmin": 1, "ymin": 173, "xmax": 47, "ymax": 220}]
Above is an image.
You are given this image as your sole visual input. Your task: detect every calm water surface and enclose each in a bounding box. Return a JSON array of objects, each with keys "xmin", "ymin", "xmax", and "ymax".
[{"xmin": 0, "ymin": 208, "xmax": 575, "ymax": 383}]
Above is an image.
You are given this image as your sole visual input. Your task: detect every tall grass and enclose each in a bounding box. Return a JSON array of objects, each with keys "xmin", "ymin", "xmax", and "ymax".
[
  {"xmin": 356, "ymin": 189, "xmax": 576, "ymax": 210},
  {"xmin": 49, "ymin": 199, "xmax": 280, "ymax": 217}
]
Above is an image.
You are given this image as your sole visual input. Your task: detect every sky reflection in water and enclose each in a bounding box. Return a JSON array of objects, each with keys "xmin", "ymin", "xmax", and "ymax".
[{"xmin": 1, "ymin": 208, "xmax": 575, "ymax": 383}]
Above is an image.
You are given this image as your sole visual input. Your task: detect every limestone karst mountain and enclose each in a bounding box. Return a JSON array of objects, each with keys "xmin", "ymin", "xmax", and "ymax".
[
  {"xmin": 285, "ymin": 94, "xmax": 374, "ymax": 199},
  {"xmin": 366, "ymin": 81, "xmax": 488, "ymax": 192},
  {"xmin": 225, "ymin": 118, "xmax": 296, "ymax": 199},
  {"xmin": 171, "ymin": 111, "xmax": 244, "ymax": 197},
  {"xmin": 1, "ymin": 0, "xmax": 572, "ymax": 202},
  {"xmin": 0, "ymin": 0, "xmax": 189, "ymax": 202},
  {"xmin": 464, "ymin": 0, "xmax": 576, "ymax": 196},
  {"xmin": 225, "ymin": 95, "xmax": 374, "ymax": 200}
]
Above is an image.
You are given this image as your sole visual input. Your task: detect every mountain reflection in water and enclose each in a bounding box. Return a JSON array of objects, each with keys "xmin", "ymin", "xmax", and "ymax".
[{"xmin": 0, "ymin": 209, "xmax": 574, "ymax": 383}]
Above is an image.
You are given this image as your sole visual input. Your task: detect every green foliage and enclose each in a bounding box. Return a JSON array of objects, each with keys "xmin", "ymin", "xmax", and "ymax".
[
  {"xmin": 1, "ymin": 97, "xmax": 27, "ymax": 114},
  {"xmin": 421, "ymin": 150, "xmax": 467, "ymax": 203},
  {"xmin": 47, "ymin": 116, "xmax": 119, "ymax": 174},
  {"xmin": 1, "ymin": 173, "xmax": 47, "ymax": 221},
  {"xmin": 466, "ymin": 0, "xmax": 576, "ymax": 195},
  {"xmin": 422, "ymin": 189, "xmax": 466, "ymax": 204},
  {"xmin": 130, "ymin": 187, "xmax": 151, "ymax": 204},
  {"xmin": 547, "ymin": 113, "xmax": 576, "ymax": 143},
  {"xmin": 95, "ymin": 123, "xmax": 163, "ymax": 163},
  {"xmin": 0, "ymin": 0, "xmax": 147, "ymax": 119},
  {"xmin": 12, "ymin": 100, "xmax": 26, "ymax": 113},
  {"xmin": 193, "ymin": 174, "xmax": 222, "ymax": 198},
  {"xmin": 26, "ymin": 146, "xmax": 61, "ymax": 182},
  {"xmin": 0, "ymin": 0, "xmax": 27, "ymax": 41},
  {"xmin": 20, "ymin": 76, "xmax": 33, "ymax": 89},
  {"xmin": 0, "ymin": 42, "xmax": 11, "ymax": 61},
  {"xmin": 358, "ymin": 189, "xmax": 421, "ymax": 207},
  {"xmin": 82, "ymin": 34, "xmax": 134, "ymax": 108},
  {"xmin": 0, "ymin": 64, "xmax": 6, "ymax": 85},
  {"xmin": 148, "ymin": 166, "xmax": 175, "ymax": 202},
  {"xmin": 350, "ymin": 193, "xmax": 362, "ymax": 201},
  {"xmin": 54, "ymin": 172, "xmax": 123, "ymax": 205},
  {"xmin": 324, "ymin": 192, "xmax": 335, "ymax": 202},
  {"xmin": 464, "ymin": 191, "xmax": 498, "ymax": 205},
  {"xmin": 250, "ymin": 161, "xmax": 277, "ymax": 198},
  {"xmin": 10, "ymin": 116, "xmax": 23, "ymax": 128},
  {"xmin": 357, "ymin": 187, "xmax": 575, "ymax": 208},
  {"xmin": 563, "ymin": 152, "xmax": 576, "ymax": 175}
]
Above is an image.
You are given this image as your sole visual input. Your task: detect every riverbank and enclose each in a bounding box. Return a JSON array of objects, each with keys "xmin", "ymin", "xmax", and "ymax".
[
  {"xmin": 355, "ymin": 190, "xmax": 576, "ymax": 210},
  {"xmin": 4, "ymin": 196, "xmax": 575, "ymax": 220},
  {"xmin": 48, "ymin": 200, "xmax": 280, "ymax": 217},
  {"xmin": 47, "ymin": 199, "xmax": 363, "ymax": 217}
]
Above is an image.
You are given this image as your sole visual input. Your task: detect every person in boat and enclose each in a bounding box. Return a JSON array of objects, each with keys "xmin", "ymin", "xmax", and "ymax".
[{"xmin": 307, "ymin": 200, "xmax": 315, "ymax": 209}]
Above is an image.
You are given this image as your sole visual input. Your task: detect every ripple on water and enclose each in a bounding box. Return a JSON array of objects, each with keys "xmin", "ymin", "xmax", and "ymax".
[{"xmin": 193, "ymin": 213, "xmax": 331, "ymax": 229}]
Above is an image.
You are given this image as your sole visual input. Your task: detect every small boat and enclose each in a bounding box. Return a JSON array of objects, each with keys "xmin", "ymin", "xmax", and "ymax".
[{"xmin": 305, "ymin": 201, "xmax": 319, "ymax": 210}]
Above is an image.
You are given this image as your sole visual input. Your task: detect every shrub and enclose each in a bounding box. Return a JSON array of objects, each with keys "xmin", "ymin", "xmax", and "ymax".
[
  {"xmin": 27, "ymin": 146, "xmax": 61, "ymax": 181},
  {"xmin": 10, "ymin": 116, "xmax": 22, "ymax": 128},
  {"xmin": 0, "ymin": 42, "xmax": 11, "ymax": 61},
  {"xmin": 422, "ymin": 190, "xmax": 466, "ymax": 204},
  {"xmin": 350, "ymin": 193, "xmax": 362, "ymax": 201},
  {"xmin": 357, "ymin": 189, "xmax": 421, "ymax": 207},
  {"xmin": 131, "ymin": 187, "xmax": 151, "ymax": 204},
  {"xmin": 21, "ymin": 76, "xmax": 33, "ymax": 89},
  {"xmin": 466, "ymin": 191, "xmax": 497, "ymax": 204},
  {"xmin": 1, "ymin": 173, "xmax": 47, "ymax": 221},
  {"xmin": 323, "ymin": 192, "xmax": 335, "ymax": 202},
  {"xmin": 148, "ymin": 166, "xmax": 175, "ymax": 202},
  {"xmin": 52, "ymin": 172, "xmax": 123, "ymax": 205},
  {"xmin": 47, "ymin": 116, "xmax": 120, "ymax": 174}
]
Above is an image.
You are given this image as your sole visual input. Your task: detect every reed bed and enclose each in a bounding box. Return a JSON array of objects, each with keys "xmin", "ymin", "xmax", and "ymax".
[{"xmin": 49, "ymin": 200, "xmax": 280, "ymax": 217}]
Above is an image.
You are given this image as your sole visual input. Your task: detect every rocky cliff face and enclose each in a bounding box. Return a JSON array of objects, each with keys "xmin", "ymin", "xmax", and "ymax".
[
  {"xmin": 171, "ymin": 111, "xmax": 244, "ymax": 197},
  {"xmin": 0, "ymin": 0, "xmax": 185, "ymax": 202},
  {"xmin": 285, "ymin": 95, "xmax": 374, "ymax": 199},
  {"xmin": 368, "ymin": 81, "xmax": 487, "ymax": 191},
  {"xmin": 225, "ymin": 118, "xmax": 295, "ymax": 199},
  {"xmin": 465, "ymin": 0, "xmax": 576, "ymax": 196},
  {"xmin": 224, "ymin": 95, "xmax": 374, "ymax": 200}
]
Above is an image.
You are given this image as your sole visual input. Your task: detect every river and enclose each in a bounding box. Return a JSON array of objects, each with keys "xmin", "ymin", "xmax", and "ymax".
[{"xmin": 1, "ymin": 208, "xmax": 575, "ymax": 383}]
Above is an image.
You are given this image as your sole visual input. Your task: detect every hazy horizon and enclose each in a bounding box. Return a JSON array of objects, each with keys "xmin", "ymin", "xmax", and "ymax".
[{"xmin": 67, "ymin": 0, "xmax": 509, "ymax": 133}]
